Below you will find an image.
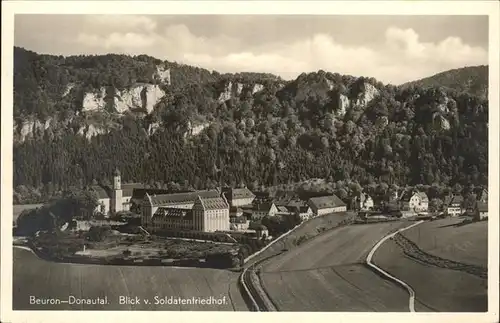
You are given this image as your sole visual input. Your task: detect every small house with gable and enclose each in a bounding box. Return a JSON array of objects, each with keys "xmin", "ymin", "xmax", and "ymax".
[{"xmin": 399, "ymin": 190, "xmax": 429, "ymax": 212}]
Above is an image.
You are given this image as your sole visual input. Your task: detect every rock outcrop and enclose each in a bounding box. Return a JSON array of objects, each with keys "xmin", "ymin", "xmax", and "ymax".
[
  {"xmin": 62, "ymin": 83, "xmax": 75, "ymax": 97},
  {"xmin": 185, "ymin": 121, "xmax": 210, "ymax": 137},
  {"xmin": 114, "ymin": 84, "xmax": 165, "ymax": 114},
  {"xmin": 155, "ymin": 65, "xmax": 171, "ymax": 85},
  {"xmin": 147, "ymin": 122, "xmax": 161, "ymax": 136},
  {"xmin": 218, "ymin": 82, "xmax": 266, "ymax": 102},
  {"xmin": 82, "ymin": 84, "xmax": 165, "ymax": 114},
  {"xmin": 82, "ymin": 88, "xmax": 107, "ymax": 112},
  {"xmin": 77, "ymin": 124, "xmax": 110, "ymax": 140},
  {"xmin": 252, "ymin": 83, "xmax": 264, "ymax": 94},
  {"xmin": 355, "ymin": 83, "xmax": 379, "ymax": 107},
  {"xmin": 15, "ymin": 118, "xmax": 53, "ymax": 142},
  {"xmin": 433, "ymin": 113, "xmax": 451, "ymax": 131},
  {"xmin": 236, "ymin": 83, "xmax": 244, "ymax": 96},
  {"xmin": 218, "ymin": 81, "xmax": 234, "ymax": 103},
  {"xmin": 337, "ymin": 94, "xmax": 350, "ymax": 117}
]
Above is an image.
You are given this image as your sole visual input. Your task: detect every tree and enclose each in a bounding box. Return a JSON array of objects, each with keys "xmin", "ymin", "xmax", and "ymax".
[
  {"xmin": 429, "ymin": 198, "xmax": 443, "ymax": 213},
  {"xmin": 86, "ymin": 225, "xmax": 112, "ymax": 242},
  {"xmin": 12, "ymin": 48, "xmax": 489, "ymax": 200},
  {"xmin": 453, "ymin": 183, "xmax": 463, "ymax": 194}
]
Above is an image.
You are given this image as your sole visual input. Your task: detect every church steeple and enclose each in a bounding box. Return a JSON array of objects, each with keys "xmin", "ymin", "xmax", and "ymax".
[{"xmin": 113, "ymin": 168, "xmax": 121, "ymax": 190}]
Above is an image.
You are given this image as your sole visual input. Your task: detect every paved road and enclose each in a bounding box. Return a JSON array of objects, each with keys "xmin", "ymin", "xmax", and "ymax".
[{"xmin": 260, "ymin": 221, "xmax": 433, "ymax": 312}]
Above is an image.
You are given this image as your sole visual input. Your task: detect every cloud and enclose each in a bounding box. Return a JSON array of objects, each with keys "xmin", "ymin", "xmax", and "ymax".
[
  {"xmin": 48, "ymin": 18, "xmax": 489, "ymax": 84},
  {"xmin": 84, "ymin": 15, "xmax": 158, "ymax": 32},
  {"xmin": 77, "ymin": 32, "xmax": 158, "ymax": 50}
]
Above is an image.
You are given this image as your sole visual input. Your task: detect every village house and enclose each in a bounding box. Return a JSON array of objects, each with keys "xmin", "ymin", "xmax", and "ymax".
[
  {"xmin": 248, "ymin": 223, "xmax": 269, "ymax": 239},
  {"xmin": 275, "ymin": 205, "xmax": 291, "ymax": 215},
  {"xmin": 281, "ymin": 199, "xmax": 314, "ymax": 221},
  {"xmin": 251, "ymin": 202, "xmax": 278, "ymax": 220},
  {"xmin": 288, "ymin": 205, "xmax": 314, "ymax": 221},
  {"xmin": 229, "ymin": 215, "xmax": 250, "ymax": 231},
  {"xmin": 466, "ymin": 200, "xmax": 488, "ymax": 221},
  {"xmin": 399, "ymin": 190, "xmax": 429, "ymax": 212},
  {"xmin": 357, "ymin": 193, "xmax": 374, "ymax": 211},
  {"xmin": 308, "ymin": 194, "xmax": 347, "ymax": 216},
  {"xmin": 222, "ymin": 187, "xmax": 256, "ymax": 207},
  {"xmin": 475, "ymin": 201, "xmax": 488, "ymax": 220},
  {"xmin": 141, "ymin": 191, "xmax": 229, "ymax": 232},
  {"xmin": 475, "ymin": 187, "xmax": 488, "ymax": 203},
  {"xmin": 444, "ymin": 194, "xmax": 464, "ymax": 217},
  {"xmin": 229, "ymin": 206, "xmax": 244, "ymax": 217}
]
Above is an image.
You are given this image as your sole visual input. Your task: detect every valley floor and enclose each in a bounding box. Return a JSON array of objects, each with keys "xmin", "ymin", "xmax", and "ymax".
[
  {"xmin": 372, "ymin": 218, "xmax": 488, "ymax": 312},
  {"xmin": 259, "ymin": 221, "xmax": 432, "ymax": 311},
  {"xmin": 13, "ymin": 248, "xmax": 248, "ymax": 311}
]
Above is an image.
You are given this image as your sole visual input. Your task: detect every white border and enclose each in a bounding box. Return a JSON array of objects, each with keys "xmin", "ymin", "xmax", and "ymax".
[{"xmin": 1, "ymin": 1, "xmax": 499, "ymax": 323}]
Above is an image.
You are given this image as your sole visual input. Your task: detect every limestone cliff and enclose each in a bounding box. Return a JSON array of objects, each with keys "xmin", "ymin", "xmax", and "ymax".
[
  {"xmin": 217, "ymin": 81, "xmax": 265, "ymax": 102},
  {"xmin": 114, "ymin": 84, "xmax": 166, "ymax": 114}
]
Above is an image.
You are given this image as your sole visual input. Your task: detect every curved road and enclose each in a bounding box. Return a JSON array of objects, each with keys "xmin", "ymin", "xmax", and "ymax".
[
  {"xmin": 259, "ymin": 221, "xmax": 433, "ymax": 312},
  {"xmin": 365, "ymin": 221, "xmax": 424, "ymax": 312}
]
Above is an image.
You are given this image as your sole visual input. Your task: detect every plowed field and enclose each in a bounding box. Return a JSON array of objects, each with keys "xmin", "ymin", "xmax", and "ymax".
[
  {"xmin": 259, "ymin": 221, "xmax": 429, "ymax": 311},
  {"xmin": 13, "ymin": 248, "xmax": 248, "ymax": 311}
]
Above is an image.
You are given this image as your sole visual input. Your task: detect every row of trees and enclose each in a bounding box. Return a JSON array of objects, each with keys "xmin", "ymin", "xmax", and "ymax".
[{"xmin": 15, "ymin": 189, "xmax": 99, "ymax": 236}]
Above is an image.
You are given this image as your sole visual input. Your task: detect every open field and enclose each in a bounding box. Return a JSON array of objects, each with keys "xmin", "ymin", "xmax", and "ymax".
[
  {"xmin": 246, "ymin": 212, "xmax": 356, "ymax": 266},
  {"xmin": 13, "ymin": 247, "xmax": 248, "ymax": 311},
  {"xmin": 13, "ymin": 204, "xmax": 44, "ymax": 222},
  {"xmin": 372, "ymin": 236, "xmax": 487, "ymax": 312},
  {"xmin": 401, "ymin": 217, "xmax": 488, "ymax": 267},
  {"xmin": 259, "ymin": 221, "xmax": 432, "ymax": 311}
]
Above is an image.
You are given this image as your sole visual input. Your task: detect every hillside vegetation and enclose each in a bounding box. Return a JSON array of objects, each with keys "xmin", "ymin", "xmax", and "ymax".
[
  {"xmin": 402, "ymin": 65, "xmax": 488, "ymax": 100},
  {"xmin": 13, "ymin": 47, "xmax": 488, "ymax": 204}
]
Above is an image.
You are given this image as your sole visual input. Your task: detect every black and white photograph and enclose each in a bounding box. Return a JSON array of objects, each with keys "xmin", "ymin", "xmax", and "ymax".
[{"xmin": 1, "ymin": 1, "xmax": 499, "ymax": 322}]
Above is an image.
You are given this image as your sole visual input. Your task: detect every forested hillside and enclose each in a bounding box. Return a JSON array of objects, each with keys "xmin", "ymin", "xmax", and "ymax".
[
  {"xmin": 13, "ymin": 47, "xmax": 488, "ymax": 204},
  {"xmin": 402, "ymin": 65, "xmax": 488, "ymax": 100}
]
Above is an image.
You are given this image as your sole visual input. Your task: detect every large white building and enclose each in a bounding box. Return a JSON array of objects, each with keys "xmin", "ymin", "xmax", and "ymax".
[
  {"xmin": 192, "ymin": 195, "xmax": 230, "ymax": 232},
  {"xmin": 141, "ymin": 191, "xmax": 230, "ymax": 232}
]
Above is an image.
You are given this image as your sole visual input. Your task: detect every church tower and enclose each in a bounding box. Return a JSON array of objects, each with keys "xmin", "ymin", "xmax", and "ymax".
[{"xmin": 111, "ymin": 168, "xmax": 123, "ymax": 213}]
